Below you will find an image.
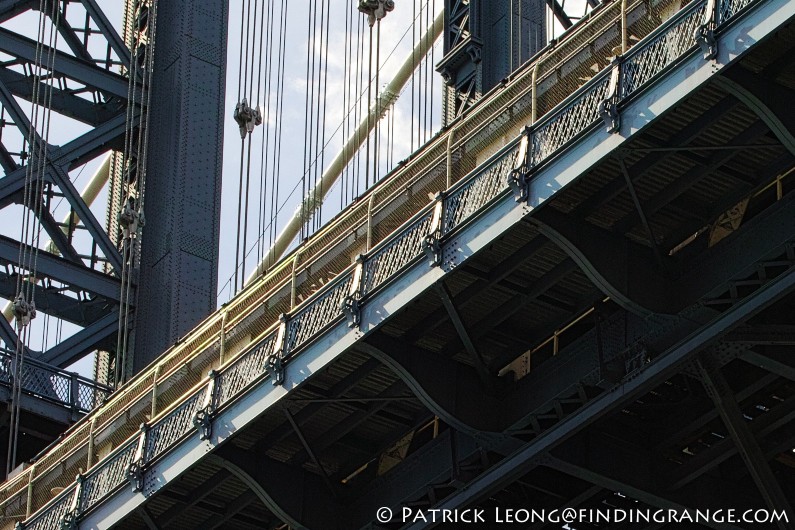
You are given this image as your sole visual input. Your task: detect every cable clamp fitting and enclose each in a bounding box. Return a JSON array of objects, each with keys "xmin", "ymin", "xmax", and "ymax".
[
  {"xmin": 233, "ymin": 98, "xmax": 263, "ymax": 139},
  {"xmin": 358, "ymin": 0, "xmax": 394, "ymax": 27},
  {"xmin": 12, "ymin": 294, "xmax": 35, "ymax": 328}
]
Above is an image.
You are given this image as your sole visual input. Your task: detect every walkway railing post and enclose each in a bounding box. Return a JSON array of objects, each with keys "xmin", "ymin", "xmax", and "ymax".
[
  {"xmin": 600, "ymin": 58, "xmax": 622, "ymax": 133},
  {"xmin": 424, "ymin": 194, "xmax": 445, "ymax": 266},
  {"xmin": 269, "ymin": 318, "xmax": 287, "ymax": 385},
  {"xmin": 193, "ymin": 370, "xmax": 216, "ymax": 441},
  {"xmin": 343, "ymin": 256, "xmax": 365, "ymax": 328},
  {"xmin": 508, "ymin": 130, "xmax": 532, "ymax": 202},
  {"xmin": 127, "ymin": 423, "xmax": 148, "ymax": 492},
  {"xmin": 696, "ymin": 0, "xmax": 718, "ymax": 59}
]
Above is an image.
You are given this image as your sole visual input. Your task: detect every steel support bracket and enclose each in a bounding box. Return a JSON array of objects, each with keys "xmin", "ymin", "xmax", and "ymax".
[
  {"xmin": 424, "ymin": 197, "xmax": 444, "ymax": 266},
  {"xmin": 269, "ymin": 320, "xmax": 287, "ymax": 386},
  {"xmin": 61, "ymin": 474, "xmax": 83, "ymax": 529},
  {"xmin": 268, "ymin": 354, "xmax": 285, "ymax": 386},
  {"xmin": 193, "ymin": 370, "xmax": 216, "ymax": 441},
  {"xmin": 599, "ymin": 59, "xmax": 622, "ymax": 133},
  {"xmin": 342, "ymin": 258, "xmax": 364, "ymax": 328},
  {"xmin": 192, "ymin": 405, "xmax": 214, "ymax": 441},
  {"xmin": 508, "ymin": 133, "xmax": 532, "ymax": 202},
  {"xmin": 507, "ymin": 167, "xmax": 530, "ymax": 202},
  {"xmin": 695, "ymin": 0, "xmax": 718, "ymax": 60},
  {"xmin": 127, "ymin": 423, "xmax": 148, "ymax": 493}
]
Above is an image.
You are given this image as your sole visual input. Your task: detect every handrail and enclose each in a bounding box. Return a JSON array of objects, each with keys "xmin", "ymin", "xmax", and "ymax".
[
  {"xmin": 0, "ymin": 348, "xmax": 112, "ymax": 413},
  {"xmin": 1, "ymin": 0, "xmax": 763, "ymax": 523}
]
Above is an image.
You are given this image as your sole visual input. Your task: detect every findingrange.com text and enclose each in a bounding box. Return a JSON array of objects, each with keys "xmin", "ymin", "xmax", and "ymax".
[{"xmin": 376, "ymin": 507, "xmax": 790, "ymax": 525}]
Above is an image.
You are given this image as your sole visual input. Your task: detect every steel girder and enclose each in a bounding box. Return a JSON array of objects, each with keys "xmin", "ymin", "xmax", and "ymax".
[
  {"xmin": 44, "ymin": 0, "xmax": 795, "ymax": 526},
  {"xmin": 0, "ymin": 0, "xmax": 135, "ymax": 373}
]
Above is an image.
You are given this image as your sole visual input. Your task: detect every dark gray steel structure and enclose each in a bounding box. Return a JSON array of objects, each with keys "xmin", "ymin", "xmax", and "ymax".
[
  {"xmin": 0, "ymin": 0, "xmax": 228, "ymax": 473},
  {"xmin": 439, "ymin": 0, "xmax": 547, "ymax": 124},
  {"xmin": 0, "ymin": 0, "xmax": 133, "ymax": 468},
  {"xmin": 129, "ymin": 0, "xmax": 228, "ymax": 374},
  {"xmin": 3, "ymin": 0, "xmax": 795, "ymax": 529}
]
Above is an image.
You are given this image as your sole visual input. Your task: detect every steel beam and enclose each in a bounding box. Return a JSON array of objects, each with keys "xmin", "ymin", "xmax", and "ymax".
[
  {"xmin": 403, "ymin": 237, "xmax": 547, "ymax": 344},
  {"xmin": 440, "ymin": 258, "xmax": 579, "ymax": 359},
  {"xmin": 0, "ymin": 0, "xmax": 34, "ymax": 22},
  {"xmin": 574, "ymin": 96, "xmax": 740, "ymax": 217},
  {"xmin": 653, "ymin": 372, "xmax": 777, "ymax": 451},
  {"xmin": 546, "ymin": 0, "xmax": 573, "ymax": 29},
  {"xmin": 37, "ymin": 208, "xmax": 82, "ymax": 264},
  {"xmin": 727, "ymin": 325, "xmax": 795, "ymax": 346},
  {"xmin": 0, "ymin": 235, "xmax": 120, "ymax": 300},
  {"xmin": 0, "ymin": 315, "xmax": 19, "ymax": 349},
  {"xmin": 248, "ymin": 358, "xmax": 382, "ymax": 455},
  {"xmin": 138, "ymin": 507, "xmax": 160, "ymax": 530},
  {"xmin": 285, "ymin": 380, "xmax": 406, "ymax": 466},
  {"xmin": 666, "ymin": 390, "xmax": 795, "ymax": 489},
  {"xmin": 283, "ymin": 406, "xmax": 335, "ymax": 493},
  {"xmin": 436, "ymin": 281, "xmax": 493, "ymax": 385},
  {"xmin": 196, "ymin": 490, "xmax": 257, "ymax": 530},
  {"xmin": 543, "ymin": 456, "xmax": 740, "ymax": 530},
  {"xmin": 0, "ymin": 78, "xmax": 124, "ymax": 273},
  {"xmin": 38, "ymin": 312, "xmax": 117, "ymax": 367},
  {"xmin": 157, "ymin": 489, "xmax": 265, "ymax": 528},
  {"xmin": 0, "ymin": 67, "xmax": 117, "ymax": 126},
  {"xmin": 358, "ymin": 334, "xmax": 505, "ymax": 434},
  {"xmin": 0, "ymin": 27, "xmax": 131, "ymax": 99},
  {"xmin": 401, "ymin": 263, "xmax": 795, "ymax": 527},
  {"xmin": 532, "ymin": 208, "xmax": 670, "ymax": 315},
  {"xmin": 695, "ymin": 353, "xmax": 794, "ymax": 524},
  {"xmin": 52, "ymin": 11, "xmax": 94, "ymax": 63},
  {"xmin": 0, "ymin": 270, "xmax": 112, "ymax": 326},
  {"xmin": 715, "ymin": 68, "xmax": 795, "ymax": 157},
  {"xmin": 214, "ymin": 450, "xmax": 339, "ymax": 530},
  {"xmin": 79, "ymin": 0, "xmax": 132, "ymax": 70},
  {"xmin": 739, "ymin": 350, "xmax": 795, "ymax": 382},
  {"xmin": 347, "ymin": 429, "xmax": 482, "ymax": 529},
  {"xmin": 661, "ymin": 151, "xmax": 795, "ymax": 253},
  {"xmin": 612, "ymin": 121, "xmax": 770, "ymax": 235},
  {"xmin": 154, "ymin": 469, "xmax": 231, "ymax": 528}
]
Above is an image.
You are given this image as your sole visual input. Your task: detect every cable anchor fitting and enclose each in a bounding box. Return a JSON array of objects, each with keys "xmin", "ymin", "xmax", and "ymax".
[
  {"xmin": 118, "ymin": 198, "xmax": 143, "ymax": 239},
  {"xmin": 268, "ymin": 354, "xmax": 285, "ymax": 386},
  {"xmin": 12, "ymin": 294, "xmax": 35, "ymax": 328},
  {"xmin": 599, "ymin": 58, "xmax": 622, "ymax": 133},
  {"xmin": 233, "ymin": 98, "xmax": 263, "ymax": 139},
  {"xmin": 695, "ymin": 0, "xmax": 718, "ymax": 60},
  {"xmin": 193, "ymin": 405, "xmax": 214, "ymax": 441},
  {"xmin": 508, "ymin": 133, "xmax": 531, "ymax": 202},
  {"xmin": 358, "ymin": 0, "xmax": 394, "ymax": 27}
]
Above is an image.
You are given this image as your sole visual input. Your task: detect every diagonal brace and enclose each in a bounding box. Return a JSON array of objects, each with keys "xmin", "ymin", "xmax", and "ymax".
[{"xmin": 695, "ymin": 352, "xmax": 794, "ymax": 527}]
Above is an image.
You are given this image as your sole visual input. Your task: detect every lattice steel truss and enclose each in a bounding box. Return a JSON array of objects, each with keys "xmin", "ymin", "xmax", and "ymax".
[{"xmin": 0, "ymin": 1, "xmax": 137, "ymax": 374}]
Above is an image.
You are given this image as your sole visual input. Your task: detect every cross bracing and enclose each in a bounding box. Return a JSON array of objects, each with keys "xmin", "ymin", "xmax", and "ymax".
[
  {"xmin": 0, "ymin": 0, "xmax": 142, "ymax": 472},
  {"xmin": 0, "ymin": 0, "xmax": 793, "ymax": 528}
]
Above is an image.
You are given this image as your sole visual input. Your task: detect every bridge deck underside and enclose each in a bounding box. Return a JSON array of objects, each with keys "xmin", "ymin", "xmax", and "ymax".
[{"xmin": 109, "ymin": 17, "xmax": 795, "ymax": 530}]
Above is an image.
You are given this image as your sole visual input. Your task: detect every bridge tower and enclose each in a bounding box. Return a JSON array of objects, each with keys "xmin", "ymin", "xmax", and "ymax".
[
  {"xmin": 438, "ymin": 0, "xmax": 546, "ymax": 125},
  {"xmin": 117, "ymin": 0, "xmax": 229, "ymax": 377}
]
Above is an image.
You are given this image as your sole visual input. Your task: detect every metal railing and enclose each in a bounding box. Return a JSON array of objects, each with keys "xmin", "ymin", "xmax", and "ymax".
[
  {"xmin": 0, "ymin": 348, "xmax": 111, "ymax": 413},
  {"xmin": 6, "ymin": 0, "xmax": 766, "ymax": 525}
]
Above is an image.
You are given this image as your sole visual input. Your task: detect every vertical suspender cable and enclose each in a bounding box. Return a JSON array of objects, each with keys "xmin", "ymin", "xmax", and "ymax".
[{"xmin": 246, "ymin": 9, "xmax": 444, "ymax": 284}]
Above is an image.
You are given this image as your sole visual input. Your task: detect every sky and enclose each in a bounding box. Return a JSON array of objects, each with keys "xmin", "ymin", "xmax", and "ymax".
[
  {"xmin": 0, "ymin": 0, "xmax": 446, "ymax": 376},
  {"xmin": 0, "ymin": 0, "xmax": 579, "ymax": 377}
]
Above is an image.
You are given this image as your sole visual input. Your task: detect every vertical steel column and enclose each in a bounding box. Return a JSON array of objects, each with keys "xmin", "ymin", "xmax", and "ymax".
[
  {"xmin": 132, "ymin": 0, "xmax": 229, "ymax": 373},
  {"xmin": 437, "ymin": 0, "xmax": 546, "ymax": 127}
]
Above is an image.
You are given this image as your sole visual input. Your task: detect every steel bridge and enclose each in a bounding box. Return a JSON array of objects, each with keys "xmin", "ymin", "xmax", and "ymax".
[{"xmin": 2, "ymin": 0, "xmax": 795, "ymax": 527}]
